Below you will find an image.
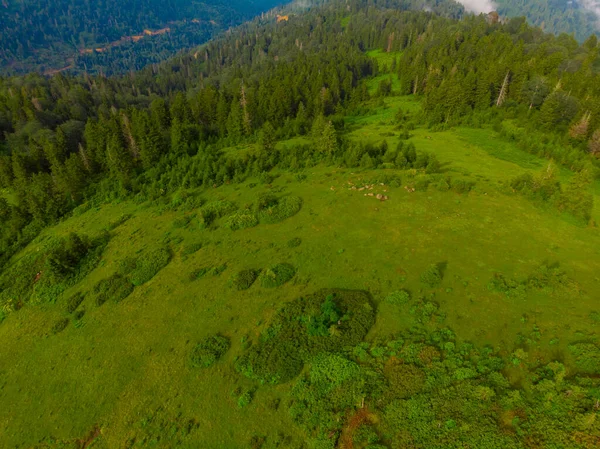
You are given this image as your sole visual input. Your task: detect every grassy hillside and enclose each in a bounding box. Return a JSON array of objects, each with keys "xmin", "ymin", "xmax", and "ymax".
[{"xmin": 2, "ymin": 52, "xmax": 600, "ymax": 447}]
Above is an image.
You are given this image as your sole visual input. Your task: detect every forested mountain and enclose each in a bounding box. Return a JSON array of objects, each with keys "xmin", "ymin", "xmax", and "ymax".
[
  {"xmin": 0, "ymin": 0, "xmax": 284, "ymax": 75},
  {"xmin": 2, "ymin": 0, "xmax": 600, "ymax": 447},
  {"xmin": 495, "ymin": 0, "xmax": 600, "ymax": 42}
]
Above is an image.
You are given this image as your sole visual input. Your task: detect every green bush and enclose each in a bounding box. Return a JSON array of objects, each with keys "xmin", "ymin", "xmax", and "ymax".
[
  {"xmin": 129, "ymin": 247, "xmax": 171, "ymax": 286},
  {"xmin": 420, "ymin": 264, "xmax": 442, "ymax": 287},
  {"xmin": 436, "ymin": 178, "xmax": 450, "ymax": 191},
  {"xmin": 224, "ymin": 210, "xmax": 259, "ymax": 231},
  {"xmin": 51, "ymin": 318, "xmax": 69, "ymax": 334},
  {"xmin": 209, "ymin": 264, "xmax": 227, "ymax": 276},
  {"xmin": 172, "ymin": 215, "xmax": 192, "ymax": 228},
  {"xmin": 93, "ymin": 274, "xmax": 134, "ymax": 306},
  {"xmin": 237, "ymin": 390, "xmax": 254, "ymax": 408},
  {"xmin": 45, "ymin": 233, "xmax": 91, "ymax": 281},
  {"xmin": 231, "ymin": 269, "xmax": 260, "ymax": 290},
  {"xmin": 414, "ymin": 176, "xmax": 430, "ymax": 191},
  {"xmin": 65, "ymin": 292, "xmax": 84, "ymax": 314},
  {"xmin": 198, "ymin": 200, "xmax": 236, "ymax": 228},
  {"xmin": 260, "ymin": 263, "xmax": 296, "ymax": 288},
  {"xmin": 181, "ymin": 242, "xmax": 202, "ymax": 257},
  {"xmin": 307, "ymin": 294, "xmax": 344, "ymax": 336},
  {"xmin": 236, "ymin": 289, "xmax": 375, "ymax": 384},
  {"xmin": 257, "ymin": 195, "xmax": 303, "ymax": 224},
  {"xmin": 451, "ymin": 179, "xmax": 475, "ymax": 194},
  {"xmin": 287, "ymin": 237, "xmax": 302, "ymax": 248},
  {"xmin": 385, "ymin": 290, "xmax": 411, "ymax": 305},
  {"xmin": 190, "ymin": 335, "xmax": 230, "ymax": 368}
]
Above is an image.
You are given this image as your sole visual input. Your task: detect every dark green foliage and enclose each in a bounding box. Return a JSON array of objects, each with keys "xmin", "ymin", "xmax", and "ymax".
[
  {"xmin": 450, "ymin": 179, "xmax": 475, "ymax": 194},
  {"xmin": 420, "ymin": 264, "xmax": 443, "ymax": 287},
  {"xmin": 198, "ymin": 201, "xmax": 237, "ymax": 228},
  {"xmin": 287, "ymin": 237, "xmax": 302, "ymax": 248},
  {"xmin": 230, "ymin": 269, "xmax": 260, "ymax": 291},
  {"xmin": 224, "ymin": 210, "xmax": 259, "ymax": 231},
  {"xmin": 487, "ymin": 263, "xmax": 572, "ymax": 299},
  {"xmin": 45, "ymin": 233, "xmax": 91, "ymax": 281},
  {"xmin": 65, "ymin": 292, "xmax": 84, "ymax": 314},
  {"xmin": 256, "ymin": 195, "xmax": 303, "ymax": 224},
  {"xmin": 190, "ymin": 335, "xmax": 230, "ymax": 368},
  {"xmin": 51, "ymin": 318, "xmax": 69, "ymax": 334},
  {"xmin": 128, "ymin": 248, "xmax": 171, "ymax": 286},
  {"xmin": 553, "ymin": 169, "xmax": 594, "ymax": 223},
  {"xmin": 181, "ymin": 242, "xmax": 202, "ymax": 257},
  {"xmin": 210, "ymin": 264, "xmax": 227, "ymax": 276},
  {"xmin": 0, "ymin": 0, "xmax": 283, "ymax": 76},
  {"xmin": 568, "ymin": 343, "xmax": 600, "ymax": 375},
  {"xmin": 93, "ymin": 274, "xmax": 134, "ymax": 306},
  {"xmin": 385, "ymin": 290, "xmax": 411, "ymax": 305},
  {"xmin": 237, "ymin": 389, "xmax": 254, "ymax": 408},
  {"xmin": 259, "ymin": 263, "xmax": 296, "ymax": 288},
  {"xmin": 307, "ymin": 294, "xmax": 344, "ymax": 337},
  {"xmin": 236, "ymin": 289, "xmax": 375, "ymax": 384},
  {"xmin": 384, "ymin": 361, "xmax": 425, "ymax": 399},
  {"xmin": 289, "ymin": 352, "xmax": 375, "ymax": 442}
]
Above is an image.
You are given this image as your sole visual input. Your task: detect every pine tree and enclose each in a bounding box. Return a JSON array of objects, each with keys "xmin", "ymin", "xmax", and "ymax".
[
  {"xmin": 258, "ymin": 121, "xmax": 276, "ymax": 153},
  {"xmin": 226, "ymin": 97, "xmax": 243, "ymax": 141},
  {"xmin": 150, "ymin": 98, "xmax": 170, "ymax": 131},
  {"xmin": 554, "ymin": 169, "xmax": 593, "ymax": 223}
]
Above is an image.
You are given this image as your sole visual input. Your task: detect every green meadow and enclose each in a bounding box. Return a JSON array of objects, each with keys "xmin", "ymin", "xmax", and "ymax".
[{"xmin": 2, "ymin": 56, "xmax": 600, "ymax": 449}]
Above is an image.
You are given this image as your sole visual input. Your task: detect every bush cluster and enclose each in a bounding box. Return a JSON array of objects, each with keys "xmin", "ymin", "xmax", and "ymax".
[
  {"xmin": 236, "ymin": 289, "xmax": 375, "ymax": 384},
  {"xmin": 93, "ymin": 273, "xmax": 134, "ymax": 306},
  {"xmin": 190, "ymin": 335, "xmax": 230, "ymax": 368},
  {"xmin": 230, "ymin": 269, "xmax": 260, "ymax": 290},
  {"xmin": 259, "ymin": 263, "xmax": 296, "ymax": 288}
]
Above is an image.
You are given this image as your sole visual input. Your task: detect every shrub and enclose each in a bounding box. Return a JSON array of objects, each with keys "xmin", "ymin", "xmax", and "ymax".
[
  {"xmin": 436, "ymin": 178, "xmax": 450, "ymax": 191},
  {"xmin": 287, "ymin": 237, "xmax": 302, "ymax": 248},
  {"xmin": 451, "ymin": 179, "xmax": 474, "ymax": 194},
  {"xmin": 224, "ymin": 210, "xmax": 259, "ymax": 231},
  {"xmin": 181, "ymin": 242, "xmax": 202, "ymax": 257},
  {"xmin": 260, "ymin": 263, "xmax": 296, "ymax": 288},
  {"xmin": 129, "ymin": 247, "xmax": 171, "ymax": 286},
  {"xmin": 385, "ymin": 290, "xmax": 411, "ymax": 305},
  {"xmin": 237, "ymin": 390, "xmax": 254, "ymax": 408},
  {"xmin": 231, "ymin": 269, "xmax": 260, "ymax": 290},
  {"xmin": 257, "ymin": 195, "xmax": 303, "ymax": 224},
  {"xmin": 190, "ymin": 335, "xmax": 230, "ymax": 368},
  {"xmin": 236, "ymin": 289, "xmax": 375, "ymax": 384},
  {"xmin": 384, "ymin": 361, "xmax": 425, "ymax": 399},
  {"xmin": 420, "ymin": 264, "xmax": 442, "ymax": 287},
  {"xmin": 307, "ymin": 294, "xmax": 344, "ymax": 336},
  {"xmin": 172, "ymin": 215, "xmax": 192, "ymax": 228},
  {"xmin": 93, "ymin": 274, "xmax": 134, "ymax": 306},
  {"xmin": 51, "ymin": 318, "xmax": 69, "ymax": 334},
  {"xmin": 45, "ymin": 233, "xmax": 91, "ymax": 281},
  {"xmin": 414, "ymin": 176, "xmax": 430, "ymax": 191},
  {"xmin": 198, "ymin": 200, "xmax": 236, "ymax": 228},
  {"xmin": 209, "ymin": 264, "xmax": 227, "ymax": 276},
  {"xmin": 65, "ymin": 292, "xmax": 84, "ymax": 314}
]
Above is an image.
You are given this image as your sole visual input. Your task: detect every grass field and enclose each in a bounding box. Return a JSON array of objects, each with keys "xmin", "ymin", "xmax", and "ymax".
[{"xmin": 2, "ymin": 58, "xmax": 600, "ymax": 448}]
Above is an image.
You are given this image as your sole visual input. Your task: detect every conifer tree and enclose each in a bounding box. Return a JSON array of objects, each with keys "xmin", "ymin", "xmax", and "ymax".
[{"xmin": 258, "ymin": 121, "xmax": 276, "ymax": 153}]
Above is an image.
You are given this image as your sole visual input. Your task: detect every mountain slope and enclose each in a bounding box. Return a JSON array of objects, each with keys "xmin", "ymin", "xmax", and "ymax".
[
  {"xmin": 0, "ymin": 0, "xmax": 284, "ymax": 75},
  {"xmin": 495, "ymin": 0, "xmax": 600, "ymax": 41},
  {"xmin": 1, "ymin": 0, "xmax": 600, "ymax": 447}
]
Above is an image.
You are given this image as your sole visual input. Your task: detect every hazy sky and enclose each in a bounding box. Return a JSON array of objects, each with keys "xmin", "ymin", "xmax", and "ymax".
[
  {"xmin": 578, "ymin": 0, "xmax": 600, "ymax": 22},
  {"xmin": 455, "ymin": 0, "xmax": 497, "ymax": 14}
]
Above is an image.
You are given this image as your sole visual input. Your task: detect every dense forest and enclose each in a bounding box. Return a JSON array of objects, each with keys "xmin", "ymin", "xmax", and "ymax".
[
  {"xmin": 496, "ymin": 0, "xmax": 600, "ymax": 42},
  {"xmin": 2, "ymin": 0, "xmax": 600, "ymax": 447},
  {"xmin": 0, "ymin": 0, "xmax": 284, "ymax": 75}
]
